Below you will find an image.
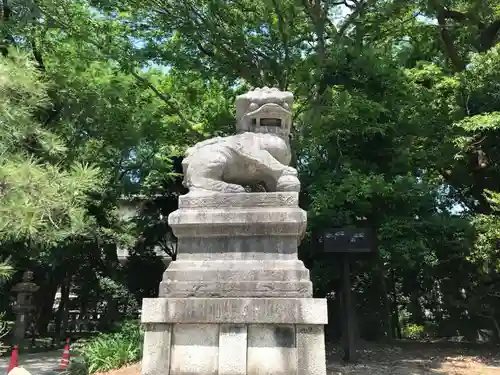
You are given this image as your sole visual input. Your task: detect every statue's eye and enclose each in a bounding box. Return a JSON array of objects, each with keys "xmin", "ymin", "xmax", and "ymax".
[
  {"xmin": 283, "ymin": 102, "xmax": 289, "ymax": 110},
  {"xmin": 249, "ymin": 102, "xmax": 259, "ymax": 111}
]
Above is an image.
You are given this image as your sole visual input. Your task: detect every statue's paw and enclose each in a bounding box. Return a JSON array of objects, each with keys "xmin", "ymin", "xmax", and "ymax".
[
  {"xmin": 282, "ymin": 166, "xmax": 298, "ymax": 177},
  {"xmin": 276, "ymin": 175, "xmax": 301, "ymax": 192},
  {"xmin": 224, "ymin": 183, "xmax": 246, "ymax": 193}
]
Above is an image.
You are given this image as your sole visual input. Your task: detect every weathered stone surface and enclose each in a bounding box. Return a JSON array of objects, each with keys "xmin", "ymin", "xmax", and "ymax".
[
  {"xmin": 247, "ymin": 324, "xmax": 298, "ymax": 375},
  {"xmin": 141, "ymin": 321, "xmax": 327, "ymax": 375},
  {"xmin": 170, "ymin": 193, "xmax": 305, "ymax": 239},
  {"xmin": 169, "ymin": 324, "xmax": 219, "ymax": 375},
  {"xmin": 141, "ymin": 324, "xmax": 172, "ymax": 375},
  {"xmin": 165, "ymin": 192, "xmax": 308, "ymax": 297},
  {"xmin": 178, "ymin": 191, "xmax": 299, "ymax": 208},
  {"xmin": 11, "ymin": 271, "xmax": 38, "ymax": 343},
  {"xmin": 181, "ymin": 88, "xmax": 299, "ymax": 195},
  {"xmin": 165, "ymin": 259, "xmax": 307, "ymax": 268},
  {"xmin": 169, "ymin": 207, "xmax": 306, "ymax": 238},
  {"xmin": 218, "ymin": 324, "xmax": 247, "ymax": 375},
  {"xmin": 297, "ymin": 325, "xmax": 327, "ymax": 375},
  {"xmin": 160, "ymin": 259, "xmax": 312, "ymax": 298},
  {"xmin": 170, "ymin": 208, "xmax": 305, "ymax": 227},
  {"xmin": 164, "ymin": 260, "xmax": 310, "ymax": 282},
  {"xmin": 174, "ymin": 236, "xmax": 302, "ymax": 259},
  {"xmin": 181, "ymin": 132, "xmax": 300, "ymax": 195},
  {"xmin": 159, "ymin": 280, "xmax": 312, "ymax": 298},
  {"xmin": 235, "ymin": 87, "xmax": 293, "ymax": 137},
  {"xmin": 141, "ymin": 87, "xmax": 327, "ymax": 375},
  {"xmin": 141, "ymin": 298, "xmax": 328, "ymax": 325}
]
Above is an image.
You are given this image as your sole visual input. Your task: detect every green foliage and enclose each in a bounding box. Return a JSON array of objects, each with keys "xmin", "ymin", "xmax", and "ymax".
[
  {"xmin": 98, "ymin": 276, "xmax": 140, "ymax": 316},
  {"xmin": 402, "ymin": 323, "xmax": 426, "ymax": 340},
  {"xmin": 1, "ymin": 0, "xmax": 500, "ymax": 346},
  {"xmin": 0, "ymin": 259, "xmax": 14, "ymax": 283},
  {"xmin": 0, "ymin": 49, "xmax": 103, "ymax": 244},
  {"xmin": 63, "ymin": 358, "xmax": 90, "ymax": 375},
  {"xmin": 75, "ymin": 320, "xmax": 143, "ymax": 374},
  {"xmin": 0, "ymin": 312, "xmax": 10, "ymax": 355},
  {"xmin": 0, "ymin": 260, "xmax": 12, "ymax": 354}
]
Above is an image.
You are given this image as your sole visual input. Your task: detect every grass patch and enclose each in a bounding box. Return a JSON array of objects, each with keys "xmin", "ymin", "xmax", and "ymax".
[{"xmin": 68, "ymin": 320, "xmax": 143, "ymax": 375}]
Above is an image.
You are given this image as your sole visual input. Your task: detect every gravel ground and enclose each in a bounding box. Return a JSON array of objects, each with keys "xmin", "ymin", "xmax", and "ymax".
[
  {"xmin": 93, "ymin": 341, "xmax": 500, "ymax": 375},
  {"xmin": 326, "ymin": 341, "xmax": 500, "ymax": 374},
  {"xmin": 0, "ymin": 350, "xmax": 62, "ymax": 375}
]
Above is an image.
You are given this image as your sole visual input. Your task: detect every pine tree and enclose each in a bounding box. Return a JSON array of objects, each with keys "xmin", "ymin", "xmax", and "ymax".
[{"xmin": 0, "ymin": 49, "xmax": 102, "ymax": 244}]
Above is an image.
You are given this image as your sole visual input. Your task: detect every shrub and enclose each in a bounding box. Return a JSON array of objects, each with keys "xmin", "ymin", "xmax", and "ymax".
[
  {"xmin": 402, "ymin": 323, "xmax": 426, "ymax": 340},
  {"xmin": 63, "ymin": 358, "xmax": 90, "ymax": 375},
  {"xmin": 73, "ymin": 320, "xmax": 143, "ymax": 374},
  {"xmin": 0, "ymin": 312, "xmax": 10, "ymax": 355},
  {"xmin": 0, "ymin": 260, "xmax": 13, "ymax": 355}
]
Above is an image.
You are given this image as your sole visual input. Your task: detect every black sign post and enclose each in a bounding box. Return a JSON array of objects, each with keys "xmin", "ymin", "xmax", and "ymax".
[{"xmin": 323, "ymin": 227, "xmax": 376, "ymax": 362}]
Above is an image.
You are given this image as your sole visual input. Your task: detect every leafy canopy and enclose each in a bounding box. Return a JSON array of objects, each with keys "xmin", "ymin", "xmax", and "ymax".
[{"xmin": 0, "ymin": 49, "xmax": 102, "ymax": 244}]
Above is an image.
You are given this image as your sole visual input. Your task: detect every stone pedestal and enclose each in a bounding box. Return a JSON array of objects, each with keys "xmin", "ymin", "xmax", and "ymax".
[{"xmin": 141, "ymin": 192, "xmax": 327, "ymax": 375}]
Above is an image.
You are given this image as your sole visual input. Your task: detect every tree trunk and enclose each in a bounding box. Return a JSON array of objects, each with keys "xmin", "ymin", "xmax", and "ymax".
[
  {"xmin": 409, "ymin": 287, "xmax": 425, "ymax": 325},
  {"xmin": 35, "ymin": 273, "xmax": 59, "ymax": 336},
  {"xmin": 61, "ymin": 288, "xmax": 70, "ymax": 339},
  {"xmin": 0, "ymin": 0, "xmax": 12, "ymax": 57},
  {"xmin": 373, "ymin": 252, "xmax": 393, "ymax": 341},
  {"xmin": 491, "ymin": 315, "xmax": 500, "ymax": 342},
  {"xmin": 104, "ymin": 296, "xmax": 119, "ymax": 328},
  {"xmin": 390, "ymin": 268, "xmax": 402, "ymax": 339},
  {"xmin": 53, "ymin": 276, "xmax": 69, "ymax": 343}
]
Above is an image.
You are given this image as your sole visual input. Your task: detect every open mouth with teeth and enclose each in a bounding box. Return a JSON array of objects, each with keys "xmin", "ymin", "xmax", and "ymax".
[
  {"xmin": 245, "ymin": 103, "xmax": 291, "ymax": 129},
  {"xmin": 252, "ymin": 118, "xmax": 282, "ymax": 127}
]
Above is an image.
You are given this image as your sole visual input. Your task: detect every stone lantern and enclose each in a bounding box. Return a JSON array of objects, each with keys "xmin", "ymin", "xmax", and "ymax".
[{"xmin": 11, "ymin": 271, "xmax": 39, "ymax": 344}]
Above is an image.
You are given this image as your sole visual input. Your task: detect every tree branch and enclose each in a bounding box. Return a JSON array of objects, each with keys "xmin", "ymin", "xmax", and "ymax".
[
  {"xmin": 1, "ymin": 0, "xmax": 11, "ymax": 57},
  {"xmin": 271, "ymin": 0, "xmax": 290, "ymax": 89},
  {"xmin": 196, "ymin": 43, "xmax": 215, "ymax": 57},
  {"xmin": 441, "ymin": 9, "xmax": 481, "ymax": 27},
  {"xmin": 130, "ymin": 70, "xmax": 192, "ymax": 126},
  {"xmin": 432, "ymin": 4, "xmax": 500, "ymax": 53},
  {"xmin": 43, "ymin": 104, "xmax": 63, "ymax": 127},
  {"xmin": 31, "ymin": 39, "xmax": 46, "ymax": 72},
  {"xmin": 436, "ymin": 16, "xmax": 466, "ymax": 70},
  {"xmin": 34, "ymin": 3, "xmax": 194, "ymax": 126},
  {"xmin": 477, "ymin": 19, "xmax": 500, "ymax": 52},
  {"xmin": 337, "ymin": 0, "xmax": 372, "ymax": 40}
]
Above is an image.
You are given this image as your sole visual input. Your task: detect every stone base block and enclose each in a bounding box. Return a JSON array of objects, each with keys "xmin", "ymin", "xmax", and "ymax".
[
  {"xmin": 169, "ymin": 192, "xmax": 307, "ymax": 239},
  {"xmin": 165, "ymin": 192, "xmax": 312, "ymax": 298},
  {"xmin": 160, "ymin": 260, "xmax": 313, "ymax": 298},
  {"xmin": 160, "ymin": 279, "xmax": 313, "ymax": 298},
  {"xmin": 141, "ymin": 298, "xmax": 327, "ymax": 375}
]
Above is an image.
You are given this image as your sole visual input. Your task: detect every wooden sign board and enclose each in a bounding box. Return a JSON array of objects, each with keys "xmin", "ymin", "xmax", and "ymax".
[{"xmin": 323, "ymin": 227, "xmax": 375, "ymax": 253}]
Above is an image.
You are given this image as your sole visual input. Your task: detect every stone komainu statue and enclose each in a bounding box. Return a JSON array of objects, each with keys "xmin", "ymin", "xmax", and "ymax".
[{"xmin": 181, "ymin": 87, "xmax": 300, "ymax": 195}]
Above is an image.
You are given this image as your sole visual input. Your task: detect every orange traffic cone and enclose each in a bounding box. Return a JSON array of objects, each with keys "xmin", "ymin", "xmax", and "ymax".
[
  {"xmin": 56, "ymin": 338, "xmax": 71, "ymax": 371},
  {"xmin": 7, "ymin": 345, "xmax": 19, "ymax": 375}
]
